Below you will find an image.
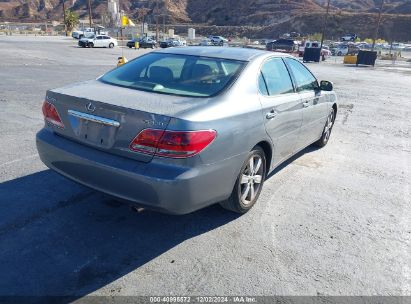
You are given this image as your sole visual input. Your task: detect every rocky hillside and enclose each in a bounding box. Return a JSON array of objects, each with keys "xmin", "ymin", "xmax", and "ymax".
[{"xmin": 1, "ymin": 0, "xmax": 410, "ymax": 40}]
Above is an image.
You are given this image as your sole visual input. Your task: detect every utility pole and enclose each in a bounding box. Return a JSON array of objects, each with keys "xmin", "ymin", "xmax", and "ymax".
[
  {"xmin": 163, "ymin": 15, "xmax": 166, "ymax": 37},
  {"xmin": 156, "ymin": 15, "xmax": 159, "ymax": 41},
  {"xmin": 372, "ymin": 0, "xmax": 384, "ymax": 51},
  {"xmin": 88, "ymin": 0, "xmax": 92, "ymax": 28},
  {"xmin": 62, "ymin": 0, "xmax": 67, "ymax": 36},
  {"xmin": 320, "ymin": 0, "xmax": 331, "ymax": 50}
]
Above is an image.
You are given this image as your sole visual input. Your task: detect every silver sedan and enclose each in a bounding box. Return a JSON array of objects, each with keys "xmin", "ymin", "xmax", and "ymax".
[{"xmin": 36, "ymin": 47, "xmax": 337, "ymax": 214}]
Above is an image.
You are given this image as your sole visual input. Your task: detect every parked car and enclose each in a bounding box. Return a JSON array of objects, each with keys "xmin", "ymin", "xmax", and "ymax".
[
  {"xmin": 160, "ymin": 38, "xmax": 186, "ymax": 48},
  {"xmin": 332, "ymin": 44, "xmax": 359, "ymax": 56},
  {"xmin": 209, "ymin": 36, "xmax": 228, "ymax": 46},
  {"xmin": 266, "ymin": 39, "xmax": 298, "ymax": 53},
  {"xmin": 72, "ymin": 27, "xmax": 108, "ymax": 39},
  {"xmin": 199, "ymin": 38, "xmax": 213, "ymax": 46},
  {"xmin": 340, "ymin": 34, "xmax": 358, "ymax": 42},
  {"xmin": 36, "ymin": 47, "xmax": 337, "ymax": 215},
  {"xmin": 127, "ymin": 37, "xmax": 157, "ymax": 49},
  {"xmin": 78, "ymin": 35, "xmax": 118, "ymax": 48}
]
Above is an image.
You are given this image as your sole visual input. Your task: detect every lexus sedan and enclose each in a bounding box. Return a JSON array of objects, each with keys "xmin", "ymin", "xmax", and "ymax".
[{"xmin": 36, "ymin": 47, "xmax": 337, "ymax": 214}]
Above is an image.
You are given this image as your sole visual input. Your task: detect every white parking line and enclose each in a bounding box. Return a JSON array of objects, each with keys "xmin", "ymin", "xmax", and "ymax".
[{"xmin": 0, "ymin": 154, "xmax": 39, "ymax": 167}]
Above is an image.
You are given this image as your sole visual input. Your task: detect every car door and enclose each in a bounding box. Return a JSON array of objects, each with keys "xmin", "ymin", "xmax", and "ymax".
[
  {"xmin": 103, "ymin": 36, "xmax": 110, "ymax": 47},
  {"xmin": 94, "ymin": 36, "xmax": 103, "ymax": 47},
  {"xmin": 284, "ymin": 58, "xmax": 328, "ymax": 150},
  {"xmin": 258, "ymin": 57, "xmax": 303, "ymax": 166}
]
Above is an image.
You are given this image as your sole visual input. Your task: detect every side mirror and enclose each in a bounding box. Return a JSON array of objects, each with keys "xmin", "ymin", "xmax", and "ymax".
[{"xmin": 320, "ymin": 80, "xmax": 333, "ymax": 91}]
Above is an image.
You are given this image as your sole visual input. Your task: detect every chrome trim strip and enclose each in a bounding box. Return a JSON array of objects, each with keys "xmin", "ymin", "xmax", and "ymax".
[{"xmin": 68, "ymin": 110, "xmax": 120, "ymax": 127}]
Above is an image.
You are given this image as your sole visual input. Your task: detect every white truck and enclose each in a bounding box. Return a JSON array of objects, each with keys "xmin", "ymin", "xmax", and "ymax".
[{"xmin": 72, "ymin": 27, "xmax": 108, "ymax": 39}]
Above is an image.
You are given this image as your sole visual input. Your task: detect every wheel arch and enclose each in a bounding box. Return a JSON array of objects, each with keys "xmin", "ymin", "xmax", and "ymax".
[
  {"xmin": 332, "ymin": 103, "xmax": 337, "ymax": 117},
  {"xmin": 255, "ymin": 140, "xmax": 272, "ymax": 174}
]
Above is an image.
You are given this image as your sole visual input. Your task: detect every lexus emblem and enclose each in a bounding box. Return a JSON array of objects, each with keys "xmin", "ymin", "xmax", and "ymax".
[{"xmin": 86, "ymin": 102, "xmax": 96, "ymax": 112}]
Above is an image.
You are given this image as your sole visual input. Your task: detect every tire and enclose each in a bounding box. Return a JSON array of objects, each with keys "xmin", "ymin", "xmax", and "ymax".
[
  {"xmin": 315, "ymin": 107, "xmax": 336, "ymax": 147},
  {"xmin": 151, "ymin": 44, "xmax": 155, "ymax": 49},
  {"xmin": 109, "ymin": 43, "xmax": 114, "ymax": 48},
  {"xmin": 88, "ymin": 42, "xmax": 94, "ymax": 48},
  {"xmin": 337, "ymin": 51, "xmax": 342, "ymax": 56},
  {"xmin": 220, "ymin": 146, "xmax": 266, "ymax": 213}
]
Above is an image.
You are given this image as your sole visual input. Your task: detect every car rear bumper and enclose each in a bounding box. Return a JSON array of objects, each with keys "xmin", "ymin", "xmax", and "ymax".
[{"xmin": 36, "ymin": 129, "xmax": 244, "ymax": 214}]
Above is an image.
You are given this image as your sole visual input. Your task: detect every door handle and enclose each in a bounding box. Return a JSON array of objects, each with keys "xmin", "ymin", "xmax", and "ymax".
[
  {"xmin": 303, "ymin": 102, "xmax": 310, "ymax": 108},
  {"xmin": 266, "ymin": 110, "xmax": 278, "ymax": 119}
]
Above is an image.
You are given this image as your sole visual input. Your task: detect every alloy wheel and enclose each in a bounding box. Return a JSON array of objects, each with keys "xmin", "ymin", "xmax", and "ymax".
[
  {"xmin": 323, "ymin": 108, "xmax": 335, "ymax": 142},
  {"xmin": 239, "ymin": 154, "xmax": 264, "ymax": 206}
]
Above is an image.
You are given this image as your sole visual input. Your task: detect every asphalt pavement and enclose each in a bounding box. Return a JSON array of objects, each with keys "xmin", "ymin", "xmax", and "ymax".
[{"xmin": 0, "ymin": 36, "xmax": 410, "ymax": 298}]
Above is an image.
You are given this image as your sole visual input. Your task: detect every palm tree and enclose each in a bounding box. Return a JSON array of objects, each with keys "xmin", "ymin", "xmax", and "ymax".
[{"xmin": 64, "ymin": 9, "xmax": 79, "ymax": 34}]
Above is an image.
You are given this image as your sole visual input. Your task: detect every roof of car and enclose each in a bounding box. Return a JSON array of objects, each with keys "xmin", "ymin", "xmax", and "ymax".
[{"xmin": 152, "ymin": 46, "xmax": 290, "ymax": 61}]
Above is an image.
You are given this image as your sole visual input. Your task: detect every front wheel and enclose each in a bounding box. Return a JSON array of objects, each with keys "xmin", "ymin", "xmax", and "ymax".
[
  {"xmin": 88, "ymin": 42, "xmax": 94, "ymax": 48},
  {"xmin": 220, "ymin": 147, "xmax": 266, "ymax": 213},
  {"xmin": 315, "ymin": 107, "xmax": 336, "ymax": 147}
]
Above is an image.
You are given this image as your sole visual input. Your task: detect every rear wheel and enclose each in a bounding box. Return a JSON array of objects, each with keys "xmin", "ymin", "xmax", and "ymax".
[
  {"xmin": 220, "ymin": 147, "xmax": 266, "ymax": 213},
  {"xmin": 109, "ymin": 43, "xmax": 114, "ymax": 48},
  {"xmin": 315, "ymin": 107, "xmax": 335, "ymax": 147}
]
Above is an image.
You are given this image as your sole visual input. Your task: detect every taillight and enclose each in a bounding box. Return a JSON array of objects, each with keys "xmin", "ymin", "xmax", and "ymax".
[
  {"xmin": 130, "ymin": 129, "xmax": 217, "ymax": 158},
  {"xmin": 42, "ymin": 101, "xmax": 64, "ymax": 128}
]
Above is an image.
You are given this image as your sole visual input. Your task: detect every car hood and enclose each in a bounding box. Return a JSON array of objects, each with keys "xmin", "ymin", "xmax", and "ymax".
[{"xmin": 49, "ymin": 79, "xmax": 215, "ymax": 118}]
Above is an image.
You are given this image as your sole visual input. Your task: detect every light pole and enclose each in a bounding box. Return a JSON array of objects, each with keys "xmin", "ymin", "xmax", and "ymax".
[{"xmin": 372, "ymin": 0, "xmax": 385, "ymax": 51}]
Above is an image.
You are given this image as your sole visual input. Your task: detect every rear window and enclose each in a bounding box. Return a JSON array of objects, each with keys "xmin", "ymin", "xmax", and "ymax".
[{"xmin": 100, "ymin": 53, "xmax": 246, "ymax": 97}]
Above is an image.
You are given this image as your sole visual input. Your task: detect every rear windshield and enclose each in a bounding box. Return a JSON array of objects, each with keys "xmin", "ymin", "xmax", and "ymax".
[{"xmin": 99, "ymin": 53, "xmax": 246, "ymax": 97}]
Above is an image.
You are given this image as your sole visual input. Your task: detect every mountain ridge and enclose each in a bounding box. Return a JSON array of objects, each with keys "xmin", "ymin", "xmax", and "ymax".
[{"xmin": 1, "ymin": 0, "xmax": 410, "ymax": 40}]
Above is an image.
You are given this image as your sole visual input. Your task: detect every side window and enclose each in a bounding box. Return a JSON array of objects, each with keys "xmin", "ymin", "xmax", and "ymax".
[
  {"xmin": 258, "ymin": 72, "xmax": 268, "ymax": 95},
  {"xmin": 96, "ymin": 36, "xmax": 103, "ymax": 40},
  {"xmin": 259, "ymin": 57, "xmax": 294, "ymax": 96},
  {"xmin": 285, "ymin": 58, "xmax": 318, "ymax": 92}
]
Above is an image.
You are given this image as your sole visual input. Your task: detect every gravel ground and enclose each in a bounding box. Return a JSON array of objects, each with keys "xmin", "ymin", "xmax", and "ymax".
[{"xmin": 0, "ymin": 36, "xmax": 410, "ymax": 298}]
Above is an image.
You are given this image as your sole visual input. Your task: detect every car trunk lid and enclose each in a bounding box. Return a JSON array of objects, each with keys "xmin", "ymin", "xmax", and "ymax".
[{"xmin": 45, "ymin": 80, "xmax": 203, "ymax": 163}]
